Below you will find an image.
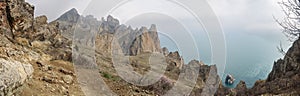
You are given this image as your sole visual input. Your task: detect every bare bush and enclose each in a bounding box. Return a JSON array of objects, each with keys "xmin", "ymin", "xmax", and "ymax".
[{"xmin": 276, "ymin": 0, "xmax": 300, "ymax": 41}]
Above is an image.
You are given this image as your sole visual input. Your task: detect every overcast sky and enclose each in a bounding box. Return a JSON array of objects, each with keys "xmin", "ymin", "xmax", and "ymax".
[
  {"xmin": 25, "ymin": 0, "xmax": 286, "ymax": 42},
  {"xmin": 25, "ymin": 0, "xmax": 293, "ymax": 87}
]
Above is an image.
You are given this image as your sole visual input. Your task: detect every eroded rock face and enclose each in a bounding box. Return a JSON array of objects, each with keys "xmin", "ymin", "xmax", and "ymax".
[
  {"xmin": 6, "ymin": 0, "xmax": 34, "ymax": 38},
  {"xmin": 0, "ymin": 58, "xmax": 33, "ymax": 96}
]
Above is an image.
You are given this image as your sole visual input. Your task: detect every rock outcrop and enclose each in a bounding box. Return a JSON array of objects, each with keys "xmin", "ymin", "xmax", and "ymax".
[
  {"xmin": 0, "ymin": 58, "xmax": 33, "ymax": 96},
  {"xmin": 0, "ymin": 0, "xmax": 36, "ymax": 94},
  {"xmin": 5, "ymin": 0, "xmax": 34, "ymax": 39}
]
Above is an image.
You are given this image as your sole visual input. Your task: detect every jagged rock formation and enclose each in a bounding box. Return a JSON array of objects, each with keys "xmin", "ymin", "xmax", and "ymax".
[
  {"xmin": 99, "ymin": 17, "xmax": 161, "ymax": 56},
  {"xmin": 55, "ymin": 9, "xmax": 161, "ymax": 56}
]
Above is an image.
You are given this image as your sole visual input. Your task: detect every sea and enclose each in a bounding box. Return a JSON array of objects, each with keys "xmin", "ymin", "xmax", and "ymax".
[{"xmin": 159, "ymin": 30, "xmax": 290, "ymax": 88}]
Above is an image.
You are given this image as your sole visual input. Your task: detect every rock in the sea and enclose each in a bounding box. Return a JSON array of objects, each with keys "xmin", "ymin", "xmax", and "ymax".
[
  {"xmin": 225, "ymin": 74, "xmax": 235, "ymax": 85},
  {"xmin": 0, "ymin": 58, "xmax": 34, "ymax": 96}
]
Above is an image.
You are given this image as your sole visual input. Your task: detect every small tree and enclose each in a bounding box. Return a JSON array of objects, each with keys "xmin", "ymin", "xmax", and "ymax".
[{"xmin": 276, "ymin": 0, "xmax": 300, "ymax": 41}]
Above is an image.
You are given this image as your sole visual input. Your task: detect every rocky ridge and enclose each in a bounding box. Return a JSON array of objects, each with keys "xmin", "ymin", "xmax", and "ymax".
[{"xmin": 55, "ymin": 9, "xmax": 161, "ymax": 56}]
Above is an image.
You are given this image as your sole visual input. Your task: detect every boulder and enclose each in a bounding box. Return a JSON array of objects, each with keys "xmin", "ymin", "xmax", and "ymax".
[{"xmin": 0, "ymin": 58, "xmax": 34, "ymax": 96}]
